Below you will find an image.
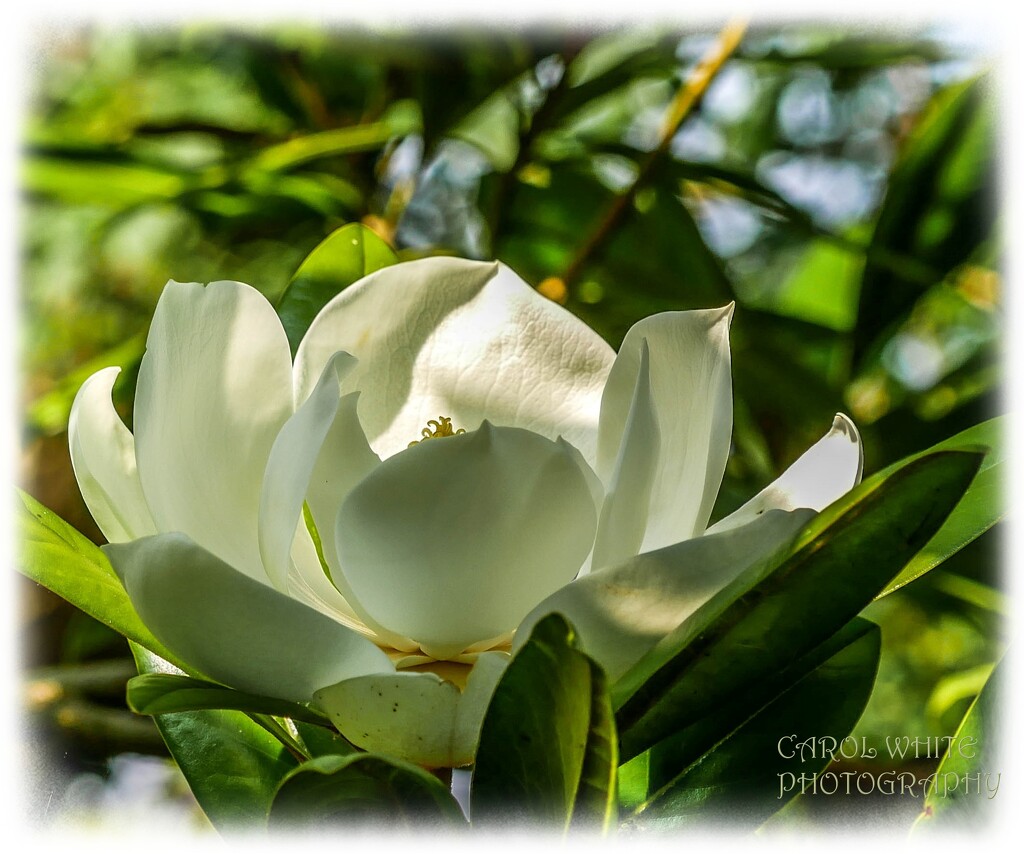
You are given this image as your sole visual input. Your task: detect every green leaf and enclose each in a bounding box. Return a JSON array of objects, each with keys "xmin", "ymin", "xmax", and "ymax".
[
  {"xmin": 450, "ymin": 90, "xmax": 520, "ymax": 172},
  {"xmin": 15, "ymin": 490, "xmax": 186, "ymax": 671},
  {"xmin": 276, "ymin": 222, "xmax": 398, "ymax": 354},
  {"xmin": 268, "ymin": 753, "xmax": 465, "ymax": 829},
  {"xmin": 914, "ymin": 655, "xmax": 1004, "ymax": 831},
  {"xmin": 127, "ymin": 673, "xmax": 330, "ymax": 726},
  {"xmin": 472, "ymin": 613, "xmax": 617, "ymax": 832},
  {"xmin": 631, "ymin": 619, "xmax": 881, "ymax": 830},
  {"xmin": 250, "ymin": 103, "xmax": 421, "ymax": 173},
  {"xmin": 766, "ymin": 238, "xmax": 863, "ymax": 333},
  {"xmin": 291, "ymin": 720, "xmax": 359, "ymax": 759},
  {"xmin": 878, "ymin": 416, "xmax": 1005, "ymax": 596},
  {"xmin": 854, "ymin": 74, "xmax": 994, "ymax": 365},
  {"xmin": 568, "ymin": 27, "xmax": 668, "ymax": 87},
  {"xmin": 131, "ymin": 643, "xmax": 299, "ymax": 830},
  {"xmin": 24, "ymin": 157, "xmax": 190, "ymax": 207},
  {"xmin": 613, "ymin": 449, "xmax": 982, "ymax": 762}
]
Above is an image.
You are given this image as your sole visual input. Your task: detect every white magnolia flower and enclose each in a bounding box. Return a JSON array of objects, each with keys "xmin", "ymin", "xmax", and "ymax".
[{"xmin": 69, "ymin": 258, "xmax": 862, "ymax": 768}]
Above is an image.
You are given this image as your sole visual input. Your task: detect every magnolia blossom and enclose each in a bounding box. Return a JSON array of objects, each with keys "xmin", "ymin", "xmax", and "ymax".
[{"xmin": 69, "ymin": 258, "xmax": 862, "ymax": 768}]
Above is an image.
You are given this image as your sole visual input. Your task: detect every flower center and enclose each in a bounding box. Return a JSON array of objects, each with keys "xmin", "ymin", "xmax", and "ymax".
[{"xmin": 408, "ymin": 415, "xmax": 466, "ymax": 447}]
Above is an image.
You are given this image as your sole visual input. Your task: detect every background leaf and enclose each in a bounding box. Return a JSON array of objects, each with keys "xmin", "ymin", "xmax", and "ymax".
[
  {"xmin": 913, "ymin": 655, "xmax": 1004, "ymax": 831},
  {"xmin": 853, "ymin": 74, "xmax": 994, "ymax": 367}
]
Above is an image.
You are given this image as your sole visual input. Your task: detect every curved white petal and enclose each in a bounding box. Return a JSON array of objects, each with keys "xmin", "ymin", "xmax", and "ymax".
[
  {"xmin": 590, "ymin": 338, "xmax": 661, "ymax": 570},
  {"xmin": 515, "ymin": 509, "xmax": 814, "ymax": 681},
  {"xmin": 285, "ymin": 525, "xmax": 366, "ymax": 631},
  {"xmin": 258, "ymin": 349, "xmax": 416, "ymax": 649},
  {"xmin": 258, "ymin": 351, "xmax": 359, "ymax": 592},
  {"xmin": 313, "ymin": 652, "xmax": 509, "ymax": 768},
  {"xmin": 68, "ymin": 367, "xmax": 156, "ymax": 543},
  {"xmin": 335, "ymin": 423, "xmax": 598, "ymax": 657},
  {"xmin": 104, "ymin": 533, "xmax": 394, "ymax": 702},
  {"xmin": 294, "ymin": 257, "xmax": 616, "ymax": 464},
  {"xmin": 706, "ymin": 414, "xmax": 863, "ymax": 536},
  {"xmin": 133, "ymin": 280, "xmax": 294, "ymax": 583},
  {"xmin": 596, "ymin": 306, "xmax": 733, "ymax": 552}
]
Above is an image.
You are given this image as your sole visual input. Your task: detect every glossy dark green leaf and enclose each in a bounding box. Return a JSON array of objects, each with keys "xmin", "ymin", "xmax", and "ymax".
[
  {"xmin": 630, "ymin": 619, "xmax": 880, "ymax": 830},
  {"xmin": 127, "ymin": 673, "xmax": 330, "ymax": 726},
  {"xmin": 268, "ymin": 753, "xmax": 465, "ymax": 829},
  {"xmin": 472, "ymin": 613, "xmax": 617, "ymax": 831},
  {"xmin": 878, "ymin": 416, "xmax": 1004, "ymax": 596},
  {"xmin": 131, "ymin": 644, "xmax": 299, "ymax": 830},
  {"xmin": 854, "ymin": 74, "xmax": 994, "ymax": 365},
  {"xmin": 276, "ymin": 222, "xmax": 398, "ymax": 354},
  {"xmin": 914, "ymin": 655, "xmax": 1004, "ymax": 831},
  {"xmin": 613, "ymin": 449, "xmax": 982, "ymax": 762},
  {"xmin": 15, "ymin": 490, "xmax": 185, "ymax": 671}
]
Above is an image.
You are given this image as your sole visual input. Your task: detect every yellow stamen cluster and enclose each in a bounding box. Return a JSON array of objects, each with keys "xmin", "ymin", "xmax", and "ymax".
[{"xmin": 408, "ymin": 415, "xmax": 466, "ymax": 447}]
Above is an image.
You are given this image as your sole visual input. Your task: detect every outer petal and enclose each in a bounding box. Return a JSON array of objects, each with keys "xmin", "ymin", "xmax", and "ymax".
[
  {"xmin": 590, "ymin": 338, "xmax": 660, "ymax": 571},
  {"xmin": 293, "ymin": 257, "xmax": 616, "ymax": 464},
  {"xmin": 335, "ymin": 423, "xmax": 598, "ymax": 658},
  {"xmin": 104, "ymin": 533, "xmax": 394, "ymax": 702},
  {"xmin": 133, "ymin": 280, "xmax": 294, "ymax": 583},
  {"xmin": 706, "ymin": 414, "xmax": 863, "ymax": 535},
  {"xmin": 514, "ymin": 509, "xmax": 813, "ymax": 682},
  {"xmin": 68, "ymin": 367, "xmax": 156, "ymax": 543},
  {"xmin": 596, "ymin": 306, "xmax": 733, "ymax": 552},
  {"xmin": 313, "ymin": 652, "xmax": 509, "ymax": 768}
]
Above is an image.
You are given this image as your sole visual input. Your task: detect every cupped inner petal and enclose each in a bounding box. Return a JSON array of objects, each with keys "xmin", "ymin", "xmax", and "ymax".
[
  {"xmin": 706, "ymin": 413, "xmax": 863, "ymax": 536},
  {"xmin": 597, "ymin": 306, "xmax": 733, "ymax": 552},
  {"xmin": 515, "ymin": 508, "xmax": 814, "ymax": 681},
  {"xmin": 313, "ymin": 652, "xmax": 509, "ymax": 768},
  {"xmin": 68, "ymin": 367, "xmax": 156, "ymax": 543},
  {"xmin": 335, "ymin": 423, "xmax": 598, "ymax": 655},
  {"xmin": 133, "ymin": 279, "xmax": 294, "ymax": 583},
  {"xmin": 293, "ymin": 257, "xmax": 616, "ymax": 465},
  {"xmin": 104, "ymin": 532, "xmax": 395, "ymax": 703}
]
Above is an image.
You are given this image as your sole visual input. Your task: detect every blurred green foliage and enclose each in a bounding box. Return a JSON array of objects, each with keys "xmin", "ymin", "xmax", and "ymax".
[{"xmin": 20, "ymin": 21, "xmax": 1001, "ymax": 828}]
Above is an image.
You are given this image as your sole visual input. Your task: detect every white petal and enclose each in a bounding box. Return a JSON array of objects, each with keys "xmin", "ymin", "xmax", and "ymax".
[
  {"xmin": 515, "ymin": 509, "xmax": 813, "ymax": 681},
  {"xmin": 590, "ymin": 338, "xmax": 661, "ymax": 570},
  {"xmin": 313, "ymin": 652, "xmax": 509, "ymax": 768},
  {"xmin": 285, "ymin": 524, "xmax": 365, "ymax": 631},
  {"xmin": 706, "ymin": 414, "xmax": 863, "ymax": 536},
  {"xmin": 596, "ymin": 306, "xmax": 733, "ymax": 552},
  {"xmin": 104, "ymin": 533, "xmax": 394, "ymax": 702},
  {"xmin": 133, "ymin": 280, "xmax": 294, "ymax": 583},
  {"xmin": 68, "ymin": 367, "xmax": 156, "ymax": 543},
  {"xmin": 258, "ymin": 351, "xmax": 359, "ymax": 592},
  {"xmin": 293, "ymin": 258, "xmax": 616, "ymax": 464},
  {"xmin": 335, "ymin": 423, "xmax": 598, "ymax": 657},
  {"xmin": 259, "ymin": 350, "xmax": 416, "ymax": 649}
]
